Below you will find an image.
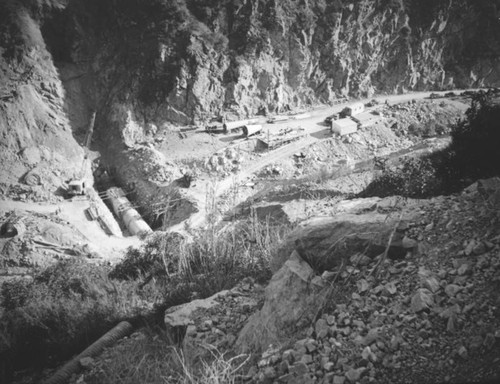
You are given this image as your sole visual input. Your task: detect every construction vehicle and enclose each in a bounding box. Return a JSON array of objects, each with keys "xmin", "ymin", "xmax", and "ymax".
[{"xmin": 67, "ymin": 111, "xmax": 95, "ymax": 197}]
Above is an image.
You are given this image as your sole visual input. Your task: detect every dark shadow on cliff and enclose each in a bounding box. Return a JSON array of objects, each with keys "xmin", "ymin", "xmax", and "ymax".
[{"xmin": 359, "ymin": 91, "xmax": 500, "ymax": 199}]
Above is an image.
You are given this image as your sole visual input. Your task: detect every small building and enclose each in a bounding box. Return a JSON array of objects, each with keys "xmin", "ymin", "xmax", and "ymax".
[
  {"xmin": 331, "ymin": 118, "xmax": 358, "ymax": 136},
  {"xmin": 343, "ymin": 102, "xmax": 364, "ymax": 116},
  {"xmin": 68, "ymin": 179, "xmax": 87, "ymax": 196}
]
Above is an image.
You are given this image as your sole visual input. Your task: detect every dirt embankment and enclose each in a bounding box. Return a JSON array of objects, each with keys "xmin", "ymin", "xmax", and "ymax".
[{"xmin": 0, "ymin": 1, "xmax": 90, "ymax": 197}]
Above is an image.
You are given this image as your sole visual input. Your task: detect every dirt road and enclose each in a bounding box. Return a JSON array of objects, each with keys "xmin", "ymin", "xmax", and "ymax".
[{"xmin": 169, "ymin": 90, "xmax": 472, "ymax": 233}]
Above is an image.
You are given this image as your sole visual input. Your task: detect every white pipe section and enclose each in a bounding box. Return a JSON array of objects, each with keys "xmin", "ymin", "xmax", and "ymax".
[{"xmin": 106, "ymin": 187, "xmax": 152, "ymax": 236}]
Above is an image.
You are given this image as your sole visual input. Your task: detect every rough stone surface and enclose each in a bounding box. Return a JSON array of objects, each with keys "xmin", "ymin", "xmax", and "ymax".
[
  {"xmin": 273, "ymin": 211, "xmax": 420, "ymax": 273},
  {"xmin": 236, "ymin": 251, "xmax": 326, "ymax": 353}
]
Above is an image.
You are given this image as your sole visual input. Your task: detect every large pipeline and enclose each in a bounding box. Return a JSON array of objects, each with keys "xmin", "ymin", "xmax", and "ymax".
[
  {"xmin": 223, "ymin": 118, "xmax": 260, "ymax": 132},
  {"xmin": 242, "ymin": 124, "xmax": 262, "ymax": 137},
  {"xmin": 43, "ymin": 321, "xmax": 133, "ymax": 384},
  {"xmin": 107, "ymin": 187, "xmax": 153, "ymax": 236}
]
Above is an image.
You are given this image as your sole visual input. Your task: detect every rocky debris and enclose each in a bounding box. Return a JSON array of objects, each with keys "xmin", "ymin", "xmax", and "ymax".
[
  {"xmin": 62, "ymin": 177, "xmax": 500, "ymax": 384},
  {"xmin": 127, "ymin": 145, "xmax": 177, "ymax": 184},
  {"xmin": 0, "ymin": 210, "xmax": 95, "ymax": 278},
  {"xmin": 205, "ymin": 147, "xmax": 246, "ymax": 176},
  {"xmin": 0, "ymin": 183, "xmax": 65, "ymax": 204},
  {"xmin": 237, "ymin": 177, "xmax": 500, "ymax": 383},
  {"xmin": 381, "ymin": 100, "xmax": 462, "ymax": 139},
  {"xmin": 164, "ymin": 279, "xmax": 261, "ymax": 372},
  {"xmin": 236, "ymin": 251, "xmax": 326, "ymax": 355}
]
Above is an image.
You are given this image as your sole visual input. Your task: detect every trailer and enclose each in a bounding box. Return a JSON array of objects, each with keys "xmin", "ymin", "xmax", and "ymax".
[{"xmin": 341, "ymin": 102, "xmax": 364, "ymax": 117}]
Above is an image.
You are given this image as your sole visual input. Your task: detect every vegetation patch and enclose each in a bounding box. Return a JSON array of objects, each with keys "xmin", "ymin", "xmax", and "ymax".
[
  {"xmin": 0, "ymin": 259, "xmax": 159, "ymax": 380},
  {"xmin": 360, "ymin": 92, "xmax": 500, "ymax": 198},
  {"xmin": 111, "ymin": 218, "xmax": 290, "ymax": 304}
]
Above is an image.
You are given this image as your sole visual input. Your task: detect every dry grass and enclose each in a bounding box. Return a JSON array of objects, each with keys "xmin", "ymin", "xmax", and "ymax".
[{"xmin": 83, "ymin": 332, "xmax": 247, "ymax": 384}]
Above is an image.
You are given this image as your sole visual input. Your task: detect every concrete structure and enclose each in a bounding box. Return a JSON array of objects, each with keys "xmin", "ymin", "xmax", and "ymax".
[
  {"xmin": 242, "ymin": 124, "xmax": 262, "ymax": 137},
  {"xmin": 343, "ymin": 102, "xmax": 364, "ymax": 116},
  {"xmin": 106, "ymin": 187, "xmax": 152, "ymax": 236},
  {"xmin": 331, "ymin": 118, "xmax": 358, "ymax": 136},
  {"xmin": 68, "ymin": 179, "xmax": 87, "ymax": 196}
]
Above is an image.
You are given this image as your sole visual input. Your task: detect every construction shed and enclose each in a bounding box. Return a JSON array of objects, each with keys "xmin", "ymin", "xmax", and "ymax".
[
  {"xmin": 343, "ymin": 102, "xmax": 364, "ymax": 116},
  {"xmin": 242, "ymin": 124, "xmax": 262, "ymax": 137},
  {"xmin": 331, "ymin": 118, "xmax": 358, "ymax": 136}
]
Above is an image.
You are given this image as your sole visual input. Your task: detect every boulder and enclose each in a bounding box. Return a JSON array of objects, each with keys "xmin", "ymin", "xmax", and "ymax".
[
  {"xmin": 164, "ymin": 290, "xmax": 229, "ymax": 342},
  {"xmin": 165, "ymin": 283, "xmax": 260, "ymax": 372},
  {"xmin": 236, "ymin": 251, "xmax": 326, "ymax": 354},
  {"xmin": 272, "ymin": 212, "xmax": 418, "ymax": 273}
]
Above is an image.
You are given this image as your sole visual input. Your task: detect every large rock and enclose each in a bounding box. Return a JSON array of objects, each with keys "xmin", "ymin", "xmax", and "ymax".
[
  {"xmin": 164, "ymin": 290, "xmax": 229, "ymax": 342},
  {"xmin": 272, "ymin": 211, "xmax": 420, "ymax": 273},
  {"xmin": 164, "ymin": 283, "xmax": 260, "ymax": 372},
  {"xmin": 236, "ymin": 251, "xmax": 326, "ymax": 354}
]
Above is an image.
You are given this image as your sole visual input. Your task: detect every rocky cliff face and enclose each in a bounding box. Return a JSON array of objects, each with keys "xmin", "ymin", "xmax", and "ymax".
[
  {"xmin": 0, "ymin": 1, "xmax": 88, "ymax": 195},
  {"xmin": 2, "ymin": 0, "xmax": 500, "ymax": 201},
  {"xmin": 49, "ymin": 0, "xmax": 500, "ymax": 128}
]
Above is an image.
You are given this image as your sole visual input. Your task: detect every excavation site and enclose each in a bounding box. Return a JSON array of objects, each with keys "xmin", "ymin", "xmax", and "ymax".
[{"xmin": 1, "ymin": 1, "xmax": 500, "ymax": 383}]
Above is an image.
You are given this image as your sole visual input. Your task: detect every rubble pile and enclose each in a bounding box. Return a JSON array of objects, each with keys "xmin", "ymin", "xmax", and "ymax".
[
  {"xmin": 205, "ymin": 148, "xmax": 246, "ymax": 176},
  {"xmin": 153, "ymin": 178, "xmax": 500, "ymax": 384},
  {"xmin": 0, "ymin": 183, "xmax": 64, "ymax": 204},
  {"xmin": 0, "ymin": 210, "xmax": 96, "ymax": 282},
  {"xmin": 241, "ymin": 178, "xmax": 500, "ymax": 383},
  {"xmin": 381, "ymin": 100, "xmax": 461, "ymax": 139},
  {"xmin": 167, "ymin": 280, "xmax": 263, "ymax": 372},
  {"xmin": 126, "ymin": 146, "xmax": 177, "ymax": 184}
]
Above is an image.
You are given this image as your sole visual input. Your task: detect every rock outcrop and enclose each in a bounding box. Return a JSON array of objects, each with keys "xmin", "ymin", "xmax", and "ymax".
[
  {"xmin": 272, "ymin": 197, "xmax": 423, "ymax": 273},
  {"xmin": 164, "ymin": 280, "xmax": 261, "ymax": 372},
  {"xmin": 0, "ymin": 1, "xmax": 90, "ymax": 194},
  {"xmin": 50, "ymin": 0, "xmax": 500, "ymax": 127},
  {"xmin": 236, "ymin": 251, "xmax": 327, "ymax": 355}
]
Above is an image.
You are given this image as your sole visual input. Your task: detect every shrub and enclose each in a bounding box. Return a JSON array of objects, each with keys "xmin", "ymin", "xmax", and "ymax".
[
  {"xmin": 0, "ymin": 278, "xmax": 33, "ymax": 310},
  {"xmin": 361, "ymin": 156, "xmax": 443, "ymax": 198},
  {"xmin": 0, "ymin": 259, "xmax": 157, "ymax": 375},
  {"xmin": 110, "ymin": 232, "xmax": 184, "ymax": 280},
  {"xmin": 111, "ymin": 217, "xmax": 289, "ymax": 304},
  {"xmin": 83, "ymin": 331, "xmax": 247, "ymax": 384},
  {"xmin": 449, "ymin": 92, "xmax": 500, "ymax": 179},
  {"xmin": 361, "ymin": 93, "xmax": 500, "ymax": 199}
]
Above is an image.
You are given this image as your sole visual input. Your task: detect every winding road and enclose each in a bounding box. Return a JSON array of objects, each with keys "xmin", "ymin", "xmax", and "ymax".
[{"xmin": 167, "ymin": 90, "xmax": 473, "ymax": 233}]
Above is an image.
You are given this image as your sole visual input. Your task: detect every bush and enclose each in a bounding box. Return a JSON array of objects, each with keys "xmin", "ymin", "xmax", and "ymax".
[
  {"xmin": 361, "ymin": 93, "xmax": 500, "ymax": 199},
  {"xmin": 83, "ymin": 331, "xmax": 247, "ymax": 384},
  {"xmin": 449, "ymin": 92, "xmax": 500, "ymax": 179},
  {"xmin": 0, "ymin": 259, "xmax": 157, "ymax": 376},
  {"xmin": 111, "ymin": 218, "xmax": 289, "ymax": 304},
  {"xmin": 361, "ymin": 156, "xmax": 443, "ymax": 198},
  {"xmin": 110, "ymin": 232, "xmax": 184, "ymax": 280},
  {"xmin": 0, "ymin": 278, "xmax": 33, "ymax": 310}
]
